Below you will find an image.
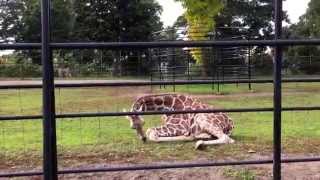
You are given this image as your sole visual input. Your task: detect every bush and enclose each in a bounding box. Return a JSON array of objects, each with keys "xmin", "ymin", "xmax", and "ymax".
[
  {"xmin": 251, "ymin": 54, "xmax": 273, "ymax": 75},
  {"xmin": 299, "ymin": 62, "xmax": 320, "ymax": 74},
  {"xmin": 0, "ymin": 63, "xmax": 41, "ymax": 78}
]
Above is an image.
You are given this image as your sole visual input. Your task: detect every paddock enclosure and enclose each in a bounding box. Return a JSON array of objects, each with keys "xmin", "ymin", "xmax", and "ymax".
[{"xmin": 1, "ymin": 0, "xmax": 320, "ymax": 179}]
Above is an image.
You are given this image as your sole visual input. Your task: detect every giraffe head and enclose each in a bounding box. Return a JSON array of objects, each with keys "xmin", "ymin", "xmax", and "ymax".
[{"xmin": 124, "ymin": 107, "xmax": 146, "ymax": 142}]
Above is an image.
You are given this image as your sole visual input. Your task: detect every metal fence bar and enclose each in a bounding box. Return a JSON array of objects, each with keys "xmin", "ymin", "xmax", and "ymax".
[
  {"xmin": 50, "ymin": 39, "xmax": 320, "ymax": 49},
  {"xmin": 273, "ymin": 0, "xmax": 283, "ymax": 179},
  {"xmin": 41, "ymin": 0, "xmax": 58, "ymax": 179},
  {"xmin": 1, "ymin": 78, "xmax": 320, "ymax": 89},
  {"xmin": 2, "ymin": 39, "xmax": 320, "ymax": 50},
  {"xmin": 0, "ymin": 115, "xmax": 42, "ymax": 121},
  {"xmin": 0, "ymin": 43, "xmax": 41, "ymax": 49},
  {"xmin": 1, "ymin": 156, "xmax": 320, "ymax": 178},
  {"xmin": 1, "ymin": 106, "xmax": 320, "ymax": 121}
]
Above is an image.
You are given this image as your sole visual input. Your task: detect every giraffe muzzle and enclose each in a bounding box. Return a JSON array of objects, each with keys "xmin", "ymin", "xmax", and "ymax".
[
  {"xmin": 141, "ymin": 136, "xmax": 147, "ymax": 143},
  {"xmin": 135, "ymin": 126, "xmax": 147, "ymax": 143}
]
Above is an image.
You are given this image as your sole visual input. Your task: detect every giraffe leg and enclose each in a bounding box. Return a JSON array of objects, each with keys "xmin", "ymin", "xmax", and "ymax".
[
  {"xmin": 195, "ymin": 127, "xmax": 235, "ymax": 150},
  {"xmin": 194, "ymin": 133, "xmax": 212, "ymax": 139},
  {"xmin": 195, "ymin": 134, "xmax": 235, "ymax": 149},
  {"xmin": 146, "ymin": 128, "xmax": 194, "ymax": 142}
]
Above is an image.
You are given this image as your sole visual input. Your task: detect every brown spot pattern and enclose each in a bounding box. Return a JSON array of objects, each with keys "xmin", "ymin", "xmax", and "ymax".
[
  {"xmin": 176, "ymin": 125, "xmax": 185, "ymax": 132},
  {"xmin": 175, "ymin": 129, "xmax": 182, "ymax": 135},
  {"xmin": 185, "ymin": 98, "xmax": 193, "ymax": 106},
  {"xmin": 182, "ymin": 114, "xmax": 189, "ymax": 119},
  {"xmin": 154, "ymin": 98, "xmax": 163, "ymax": 106},
  {"xmin": 181, "ymin": 121, "xmax": 189, "ymax": 129},
  {"xmin": 164, "ymin": 96, "xmax": 173, "ymax": 107},
  {"xmin": 162, "ymin": 127, "xmax": 168, "ymax": 133},
  {"xmin": 147, "ymin": 106, "xmax": 155, "ymax": 111},
  {"xmin": 179, "ymin": 95, "xmax": 186, "ymax": 102},
  {"xmin": 168, "ymin": 127, "xmax": 175, "ymax": 133},
  {"xmin": 157, "ymin": 107, "xmax": 164, "ymax": 111},
  {"xmin": 216, "ymin": 115, "xmax": 224, "ymax": 122},
  {"xmin": 174, "ymin": 98, "xmax": 184, "ymax": 110},
  {"xmin": 170, "ymin": 118, "xmax": 180, "ymax": 124}
]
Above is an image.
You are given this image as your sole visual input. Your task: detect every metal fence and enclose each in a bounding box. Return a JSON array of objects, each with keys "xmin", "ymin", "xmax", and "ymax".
[{"xmin": 1, "ymin": 0, "xmax": 320, "ymax": 179}]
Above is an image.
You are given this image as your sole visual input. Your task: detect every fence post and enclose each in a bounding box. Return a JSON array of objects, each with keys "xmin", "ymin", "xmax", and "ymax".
[
  {"xmin": 171, "ymin": 28, "xmax": 176, "ymax": 92},
  {"xmin": 273, "ymin": 0, "xmax": 283, "ymax": 179},
  {"xmin": 41, "ymin": 0, "xmax": 58, "ymax": 179},
  {"xmin": 248, "ymin": 46, "xmax": 252, "ymax": 90}
]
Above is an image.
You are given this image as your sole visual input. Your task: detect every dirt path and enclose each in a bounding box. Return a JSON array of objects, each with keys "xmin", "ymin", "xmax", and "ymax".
[
  {"xmin": 59, "ymin": 167, "xmax": 231, "ymax": 180},
  {"xmin": 58, "ymin": 161, "xmax": 320, "ymax": 180},
  {"xmin": 2, "ymin": 162, "xmax": 319, "ymax": 180}
]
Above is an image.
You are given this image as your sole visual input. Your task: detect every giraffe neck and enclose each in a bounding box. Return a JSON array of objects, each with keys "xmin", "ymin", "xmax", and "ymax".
[
  {"xmin": 132, "ymin": 94, "xmax": 195, "ymax": 112},
  {"xmin": 151, "ymin": 116, "xmax": 191, "ymax": 137}
]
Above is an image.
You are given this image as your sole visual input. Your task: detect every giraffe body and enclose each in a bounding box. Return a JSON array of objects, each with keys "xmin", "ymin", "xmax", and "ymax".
[{"xmin": 128, "ymin": 94, "xmax": 235, "ymax": 149}]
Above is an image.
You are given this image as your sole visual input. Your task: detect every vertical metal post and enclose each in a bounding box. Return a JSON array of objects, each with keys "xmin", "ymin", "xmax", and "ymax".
[
  {"xmin": 171, "ymin": 28, "xmax": 176, "ymax": 92},
  {"xmin": 187, "ymin": 52, "xmax": 190, "ymax": 81},
  {"xmin": 248, "ymin": 46, "xmax": 252, "ymax": 90},
  {"xmin": 138, "ymin": 51, "xmax": 141, "ymax": 76},
  {"xmin": 217, "ymin": 67, "xmax": 220, "ymax": 92},
  {"xmin": 158, "ymin": 48, "xmax": 162, "ymax": 89},
  {"xmin": 100, "ymin": 50, "xmax": 103, "ymax": 76},
  {"xmin": 41, "ymin": 0, "xmax": 58, "ymax": 179},
  {"xmin": 273, "ymin": 0, "xmax": 283, "ymax": 179}
]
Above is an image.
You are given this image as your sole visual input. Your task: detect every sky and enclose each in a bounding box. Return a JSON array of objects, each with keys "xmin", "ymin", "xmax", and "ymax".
[
  {"xmin": 283, "ymin": 0, "xmax": 310, "ymax": 23},
  {"xmin": 157, "ymin": 0, "xmax": 311, "ymax": 27}
]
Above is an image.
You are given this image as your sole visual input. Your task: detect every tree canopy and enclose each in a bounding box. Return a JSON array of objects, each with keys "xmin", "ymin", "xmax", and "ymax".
[
  {"xmin": 0, "ymin": 0, "xmax": 25, "ymax": 43},
  {"xmin": 286, "ymin": 0, "xmax": 320, "ymax": 74},
  {"xmin": 215, "ymin": 0, "xmax": 280, "ymax": 39},
  {"xmin": 0, "ymin": 0, "xmax": 163, "ymax": 65}
]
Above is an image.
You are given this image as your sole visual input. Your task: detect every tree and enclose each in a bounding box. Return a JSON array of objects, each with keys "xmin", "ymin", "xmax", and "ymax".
[
  {"xmin": 215, "ymin": 0, "xmax": 276, "ymax": 38},
  {"xmin": 0, "ymin": 0, "xmax": 24, "ymax": 43},
  {"xmin": 70, "ymin": 0, "xmax": 163, "ymax": 75},
  {"xmin": 174, "ymin": 0, "xmax": 223, "ymax": 63},
  {"xmin": 69, "ymin": 0, "xmax": 162, "ymax": 42},
  {"xmin": 0, "ymin": 0, "xmax": 163, "ymax": 76},
  {"xmin": 173, "ymin": 0, "xmax": 223, "ymax": 76},
  {"xmin": 286, "ymin": 0, "xmax": 320, "ymax": 74},
  {"xmin": 1, "ymin": 0, "xmax": 75, "ymax": 64}
]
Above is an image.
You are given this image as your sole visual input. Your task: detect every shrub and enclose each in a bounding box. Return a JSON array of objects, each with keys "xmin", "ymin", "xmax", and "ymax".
[{"xmin": 0, "ymin": 63, "xmax": 41, "ymax": 78}]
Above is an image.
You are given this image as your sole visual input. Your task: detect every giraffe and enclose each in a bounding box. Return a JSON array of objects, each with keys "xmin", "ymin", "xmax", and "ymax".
[{"xmin": 126, "ymin": 94, "xmax": 235, "ymax": 149}]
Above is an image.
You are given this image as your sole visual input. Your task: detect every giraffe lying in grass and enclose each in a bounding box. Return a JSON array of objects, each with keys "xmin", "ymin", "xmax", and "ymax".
[{"xmin": 126, "ymin": 94, "xmax": 235, "ymax": 149}]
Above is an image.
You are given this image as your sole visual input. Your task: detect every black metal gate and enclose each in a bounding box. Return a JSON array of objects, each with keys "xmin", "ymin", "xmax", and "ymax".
[{"xmin": 1, "ymin": 0, "xmax": 320, "ymax": 179}]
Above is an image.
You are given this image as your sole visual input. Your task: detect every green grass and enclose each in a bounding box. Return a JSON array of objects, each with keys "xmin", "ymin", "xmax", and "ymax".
[{"xmin": 0, "ymin": 83, "xmax": 320, "ymax": 168}]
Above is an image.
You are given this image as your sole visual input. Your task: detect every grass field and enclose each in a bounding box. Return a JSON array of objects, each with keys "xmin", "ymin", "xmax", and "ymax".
[{"xmin": 0, "ymin": 82, "xmax": 320, "ymax": 170}]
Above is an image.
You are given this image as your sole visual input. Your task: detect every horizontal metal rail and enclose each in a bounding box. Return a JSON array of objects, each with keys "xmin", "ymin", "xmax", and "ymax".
[
  {"xmin": 1, "ymin": 156, "xmax": 320, "ymax": 178},
  {"xmin": 0, "ymin": 43, "xmax": 41, "ymax": 49},
  {"xmin": 1, "ymin": 106, "xmax": 320, "ymax": 121},
  {"xmin": 2, "ymin": 39, "xmax": 320, "ymax": 50},
  {"xmin": 1, "ymin": 78, "xmax": 320, "ymax": 89}
]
